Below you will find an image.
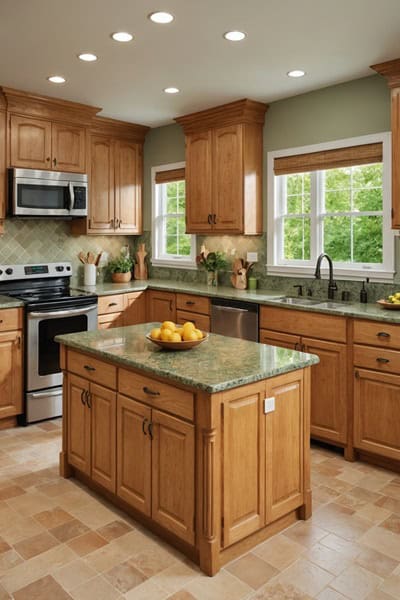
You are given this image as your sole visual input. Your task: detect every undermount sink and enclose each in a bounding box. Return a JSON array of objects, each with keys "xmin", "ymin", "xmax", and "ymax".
[
  {"xmin": 274, "ymin": 297, "xmax": 322, "ymax": 306},
  {"xmin": 314, "ymin": 301, "xmax": 346, "ymax": 309}
]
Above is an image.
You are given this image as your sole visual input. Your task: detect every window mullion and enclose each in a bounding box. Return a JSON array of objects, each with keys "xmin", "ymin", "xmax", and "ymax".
[{"xmin": 310, "ymin": 171, "xmax": 319, "ymax": 262}]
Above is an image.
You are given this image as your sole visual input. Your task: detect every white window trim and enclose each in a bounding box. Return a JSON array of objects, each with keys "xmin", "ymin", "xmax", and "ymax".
[
  {"xmin": 151, "ymin": 161, "xmax": 197, "ymax": 269},
  {"xmin": 267, "ymin": 132, "xmax": 395, "ymax": 282}
]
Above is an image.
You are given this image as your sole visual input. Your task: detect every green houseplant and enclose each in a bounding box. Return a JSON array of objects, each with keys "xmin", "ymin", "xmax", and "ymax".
[
  {"xmin": 108, "ymin": 255, "xmax": 134, "ymax": 283},
  {"xmin": 196, "ymin": 245, "xmax": 227, "ymax": 286}
]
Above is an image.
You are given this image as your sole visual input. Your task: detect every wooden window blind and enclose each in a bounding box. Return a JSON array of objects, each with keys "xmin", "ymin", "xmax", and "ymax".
[
  {"xmin": 274, "ymin": 142, "xmax": 382, "ymax": 176},
  {"xmin": 155, "ymin": 168, "xmax": 185, "ymax": 184}
]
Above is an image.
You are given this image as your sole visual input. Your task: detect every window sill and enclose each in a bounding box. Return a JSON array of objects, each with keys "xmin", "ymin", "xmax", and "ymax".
[
  {"xmin": 151, "ymin": 259, "xmax": 198, "ymax": 270},
  {"xmin": 266, "ymin": 264, "xmax": 395, "ymax": 283}
]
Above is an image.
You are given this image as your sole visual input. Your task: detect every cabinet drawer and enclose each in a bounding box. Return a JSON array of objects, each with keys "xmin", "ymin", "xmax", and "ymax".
[
  {"xmin": 98, "ymin": 294, "xmax": 126, "ymax": 315},
  {"xmin": 176, "ymin": 310, "xmax": 210, "ymax": 332},
  {"xmin": 119, "ymin": 368, "xmax": 194, "ymax": 421},
  {"xmin": 353, "ymin": 320, "xmax": 400, "ymax": 350},
  {"xmin": 354, "ymin": 344, "xmax": 400, "ymax": 375},
  {"xmin": 68, "ymin": 350, "xmax": 117, "ymax": 389},
  {"xmin": 98, "ymin": 313, "xmax": 124, "ymax": 329},
  {"xmin": 260, "ymin": 306, "xmax": 347, "ymax": 343},
  {"xmin": 0, "ymin": 308, "xmax": 23, "ymax": 332},
  {"xmin": 176, "ymin": 293, "xmax": 210, "ymax": 315}
]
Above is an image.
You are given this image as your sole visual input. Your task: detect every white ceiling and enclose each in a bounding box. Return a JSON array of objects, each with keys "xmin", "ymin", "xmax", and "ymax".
[{"xmin": 1, "ymin": 0, "xmax": 400, "ymax": 128}]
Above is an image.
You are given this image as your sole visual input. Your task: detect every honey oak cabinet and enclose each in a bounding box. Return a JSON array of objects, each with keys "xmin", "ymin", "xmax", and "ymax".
[
  {"xmin": 147, "ymin": 290, "xmax": 176, "ymax": 323},
  {"xmin": 260, "ymin": 307, "xmax": 348, "ymax": 448},
  {"xmin": 176, "ymin": 99, "xmax": 267, "ymax": 235},
  {"xmin": 97, "ymin": 291, "xmax": 146, "ymax": 329},
  {"xmin": 0, "ymin": 108, "xmax": 6, "ymax": 225},
  {"xmin": 9, "ymin": 115, "xmax": 86, "ymax": 172},
  {"xmin": 176, "ymin": 292, "xmax": 211, "ymax": 331},
  {"xmin": 124, "ymin": 292, "xmax": 146, "ymax": 326},
  {"xmin": 66, "ymin": 373, "xmax": 116, "ymax": 493},
  {"xmin": 0, "ymin": 309, "xmax": 23, "ymax": 420}
]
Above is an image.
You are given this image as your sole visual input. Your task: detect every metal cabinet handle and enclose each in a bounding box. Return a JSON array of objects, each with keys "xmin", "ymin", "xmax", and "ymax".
[
  {"xmin": 213, "ymin": 214, "xmax": 217, "ymax": 224},
  {"xmin": 46, "ymin": 157, "xmax": 51, "ymax": 162},
  {"xmin": 142, "ymin": 417, "xmax": 148, "ymax": 435},
  {"xmin": 186, "ymin": 301, "xmax": 195, "ymax": 305},
  {"xmin": 294, "ymin": 342, "xmax": 301, "ymax": 351},
  {"xmin": 81, "ymin": 390, "xmax": 86, "ymax": 406},
  {"xmin": 53, "ymin": 158, "xmax": 57, "ymax": 167},
  {"xmin": 85, "ymin": 390, "xmax": 92, "ymax": 408},
  {"xmin": 376, "ymin": 357, "xmax": 390, "ymax": 364},
  {"xmin": 148, "ymin": 422, "xmax": 154, "ymax": 439},
  {"xmin": 0, "ymin": 319, "xmax": 3, "ymax": 323},
  {"xmin": 109, "ymin": 302, "xmax": 118, "ymax": 307},
  {"xmin": 169, "ymin": 300, "xmax": 173, "ymax": 311},
  {"xmin": 84, "ymin": 365, "xmax": 96, "ymax": 372},
  {"xmin": 143, "ymin": 386, "xmax": 160, "ymax": 396},
  {"xmin": 377, "ymin": 332, "xmax": 390, "ymax": 338},
  {"xmin": 207, "ymin": 214, "xmax": 212, "ymax": 224}
]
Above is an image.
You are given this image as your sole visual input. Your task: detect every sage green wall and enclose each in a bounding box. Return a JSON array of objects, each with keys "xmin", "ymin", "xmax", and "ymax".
[{"xmin": 143, "ymin": 75, "xmax": 390, "ymax": 232}]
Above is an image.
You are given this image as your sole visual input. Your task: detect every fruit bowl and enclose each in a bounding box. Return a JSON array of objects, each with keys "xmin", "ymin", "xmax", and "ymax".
[
  {"xmin": 376, "ymin": 299, "xmax": 400, "ymax": 310},
  {"xmin": 146, "ymin": 332, "xmax": 209, "ymax": 351}
]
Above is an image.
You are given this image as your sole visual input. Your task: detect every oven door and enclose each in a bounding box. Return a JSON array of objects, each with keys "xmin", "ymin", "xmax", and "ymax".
[{"xmin": 26, "ymin": 303, "xmax": 98, "ymax": 391}]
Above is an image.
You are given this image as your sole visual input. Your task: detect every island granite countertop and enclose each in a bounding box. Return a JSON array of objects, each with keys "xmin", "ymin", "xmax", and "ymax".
[
  {"xmin": 73, "ymin": 279, "xmax": 400, "ymax": 324},
  {"xmin": 55, "ymin": 322, "xmax": 319, "ymax": 393}
]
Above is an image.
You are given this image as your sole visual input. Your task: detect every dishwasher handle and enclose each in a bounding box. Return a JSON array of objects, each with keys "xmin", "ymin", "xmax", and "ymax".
[{"xmin": 212, "ymin": 305, "xmax": 249, "ymax": 313}]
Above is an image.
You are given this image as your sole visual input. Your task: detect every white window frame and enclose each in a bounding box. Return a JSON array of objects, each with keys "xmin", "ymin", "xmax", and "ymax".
[
  {"xmin": 267, "ymin": 132, "xmax": 395, "ymax": 282},
  {"xmin": 151, "ymin": 162, "xmax": 197, "ymax": 269}
]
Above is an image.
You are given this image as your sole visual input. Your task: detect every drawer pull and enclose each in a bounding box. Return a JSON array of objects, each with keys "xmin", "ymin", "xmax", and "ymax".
[
  {"xmin": 376, "ymin": 357, "xmax": 390, "ymax": 364},
  {"xmin": 108, "ymin": 302, "xmax": 118, "ymax": 307},
  {"xmin": 84, "ymin": 365, "xmax": 96, "ymax": 372},
  {"xmin": 0, "ymin": 319, "xmax": 3, "ymax": 323},
  {"xmin": 148, "ymin": 422, "xmax": 154, "ymax": 439},
  {"xmin": 143, "ymin": 386, "xmax": 160, "ymax": 396},
  {"xmin": 81, "ymin": 390, "xmax": 86, "ymax": 406},
  {"xmin": 86, "ymin": 391, "xmax": 92, "ymax": 409},
  {"xmin": 377, "ymin": 331, "xmax": 390, "ymax": 338},
  {"xmin": 186, "ymin": 301, "xmax": 195, "ymax": 305},
  {"xmin": 142, "ymin": 417, "xmax": 148, "ymax": 436}
]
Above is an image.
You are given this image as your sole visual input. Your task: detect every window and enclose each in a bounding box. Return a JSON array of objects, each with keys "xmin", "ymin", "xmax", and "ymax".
[
  {"xmin": 267, "ymin": 133, "xmax": 394, "ymax": 281},
  {"xmin": 151, "ymin": 162, "xmax": 196, "ymax": 268}
]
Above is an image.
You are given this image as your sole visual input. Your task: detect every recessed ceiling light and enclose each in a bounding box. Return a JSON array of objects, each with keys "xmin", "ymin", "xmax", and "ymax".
[
  {"xmin": 287, "ymin": 69, "xmax": 306, "ymax": 78},
  {"xmin": 78, "ymin": 53, "xmax": 98, "ymax": 62},
  {"xmin": 223, "ymin": 30, "xmax": 246, "ymax": 42},
  {"xmin": 111, "ymin": 32, "xmax": 133, "ymax": 42},
  {"xmin": 149, "ymin": 11, "xmax": 174, "ymax": 24},
  {"xmin": 164, "ymin": 87, "xmax": 179, "ymax": 94},
  {"xmin": 47, "ymin": 75, "xmax": 66, "ymax": 84}
]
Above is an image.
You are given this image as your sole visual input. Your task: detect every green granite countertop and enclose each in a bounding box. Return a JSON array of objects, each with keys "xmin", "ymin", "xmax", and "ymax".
[
  {"xmin": 0, "ymin": 295, "xmax": 24, "ymax": 309},
  {"xmin": 73, "ymin": 279, "xmax": 400, "ymax": 324},
  {"xmin": 55, "ymin": 323, "xmax": 319, "ymax": 393}
]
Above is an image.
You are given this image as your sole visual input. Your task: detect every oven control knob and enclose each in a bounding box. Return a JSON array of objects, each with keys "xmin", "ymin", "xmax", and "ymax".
[
  {"xmin": 0, "ymin": 269, "xmax": 2, "ymax": 276},
  {"xmin": 5, "ymin": 268, "xmax": 13, "ymax": 275},
  {"xmin": 66, "ymin": 266, "xmax": 71, "ymax": 271},
  {"xmin": 55, "ymin": 266, "xmax": 64, "ymax": 272}
]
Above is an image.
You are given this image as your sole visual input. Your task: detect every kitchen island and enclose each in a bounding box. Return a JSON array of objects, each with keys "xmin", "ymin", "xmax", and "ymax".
[{"xmin": 56, "ymin": 323, "xmax": 319, "ymax": 576}]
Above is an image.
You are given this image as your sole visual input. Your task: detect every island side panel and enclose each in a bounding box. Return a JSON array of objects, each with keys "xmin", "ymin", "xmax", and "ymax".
[
  {"xmin": 59, "ymin": 345, "xmax": 72, "ymax": 478},
  {"xmin": 299, "ymin": 365, "xmax": 312, "ymax": 519},
  {"xmin": 196, "ymin": 390, "xmax": 222, "ymax": 577}
]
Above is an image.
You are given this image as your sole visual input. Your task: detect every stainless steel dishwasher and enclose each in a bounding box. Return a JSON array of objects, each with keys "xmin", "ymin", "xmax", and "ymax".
[{"xmin": 210, "ymin": 298, "xmax": 259, "ymax": 341}]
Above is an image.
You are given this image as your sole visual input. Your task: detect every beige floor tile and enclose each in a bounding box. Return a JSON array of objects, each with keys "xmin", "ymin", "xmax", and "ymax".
[
  {"xmin": 152, "ymin": 562, "xmax": 201, "ymax": 594},
  {"xmin": 375, "ymin": 495, "xmax": 400, "ymax": 516},
  {"xmin": 124, "ymin": 578, "xmax": 169, "ymax": 600},
  {"xmin": 253, "ymin": 534, "xmax": 306, "ymax": 570},
  {"xmin": 330, "ymin": 564, "xmax": 383, "ymax": 600},
  {"xmin": 6, "ymin": 491, "xmax": 58, "ymax": 516},
  {"xmin": 184, "ymin": 569, "xmax": 252, "ymax": 600},
  {"xmin": 379, "ymin": 482, "xmax": 400, "ymax": 499},
  {"xmin": 274, "ymin": 557, "xmax": 333, "ymax": 597},
  {"xmin": 379, "ymin": 573, "xmax": 400, "ymax": 598},
  {"xmin": 356, "ymin": 503, "xmax": 392, "ymax": 524},
  {"xmin": 316, "ymin": 588, "xmax": 349, "ymax": 599},
  {"xmin": 225, "ymin": 552, "xmax": 278, "ymax": 590},
  {"xmin": 67, "ymin": 531, "xmax": 108, "ymax": 556},
  {"xmin": 33, "ymin": 507, "xmax": 74, "ymax": 529},
  {"xmin": 360, "ymin": 526, "xmax": 400, "ymax": 561},
  {"xmin": 129, "ymin": 545, "xmax": 178, "ymax": 577},
  {"xmin": 13, "ymin": 574, "xmax": 72, "ymax": 600},
  {"xmin": 1, "ymin": 516, "xmax": 45, "ymax": 545},
  {"xmin": 379, "ymin": 513, "xmax": 400, "ymax": 535},
  {"xmin": 365, "ymin": 591, "xmax": 395, "ymax": 600},
  {"xmin": 0, "ymin": 486, "xmax": 25, "ymax": 501},
  {"xmin": 305, "ymin": 543, "xmax": 349, "ymax": 576},
  {"xmin": 104, "ymin": 558, "xmax": 147, "ymax": 593},
  {"xmin": 37, "ymin": 480, "xmax": 77, "ymax": 497},
  {"xmin": 313, "ymin": 503, "xmax": 371, "ymax": 541},
  {"xmin": 14, "ymin": 530, "xmax": 59, "ymax": 559},
  {"xmin": 250, "ymin": 581, "xmax": 312, "ymax": 599},
  {"xmin": 50, "ymin": 518, "xmax": 90, "ymax": 543},
  {"xmin": 356, "ymin": 547, "xmax": 399, "ymax": 578},
  {"xmin": 83, "ymin": 540, "xmax": 137, "ymax": 573},
  {"xmin": 166, "ymin": 591, "xmax": 198, "ymax": 600},
  {"xmin": 69, "ymin": 574, "xmax": 121, "ymax": 600},
  {"xmin": 283, "ymin": 521, "xmax": 328, "ymax": 548},
  {"xmin": 96, "ymin": 519, "xmax": 132, "ymax": 542},
  {"xmin": 71, "ymin": 504, "xmax": 119, "ymax": 529},
  {"xmin": 0, "ymin": 538, "xmax": 10, "ymax": 555},
  {"xmin": 52, "ymin": 558, "xmax": 98, "ymax": 591},
  {"xmin": 357, "ymin": 473, "xmax": 394, "ymax": 492},
  {"xmin": 0, "ymin": 549, "xmax": 24, "ymax": 575},
  {"xmin": 319, "ymin": 533, "xmax": 361, "ymax": 559},
  {"xmin": 0, "ymin": 582, "xmax": 11, "ymax": 600}
]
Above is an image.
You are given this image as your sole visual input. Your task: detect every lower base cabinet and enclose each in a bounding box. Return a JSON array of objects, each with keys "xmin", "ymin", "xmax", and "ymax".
[
  {"xmin": 354, "ymin": 368, "xmax": 400, "ymax": 461},
  {"xmin": 0, "ymin": 330, "xmax": 23, "ymax": 419}
]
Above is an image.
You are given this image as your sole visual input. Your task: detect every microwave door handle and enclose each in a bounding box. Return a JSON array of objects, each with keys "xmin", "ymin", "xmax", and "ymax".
[{"xmin": 68, "ymin": 182, "xmax": 75, "ymax": 211}]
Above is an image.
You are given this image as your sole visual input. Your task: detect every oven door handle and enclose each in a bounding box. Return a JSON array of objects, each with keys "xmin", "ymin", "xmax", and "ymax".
[
  {"xmin": 29, "ymin": 305, "xmax": 98, "ymax": 319},
  {"xmin": 30, "ymin": 390, "xmax": 62, "ymax": 399}
]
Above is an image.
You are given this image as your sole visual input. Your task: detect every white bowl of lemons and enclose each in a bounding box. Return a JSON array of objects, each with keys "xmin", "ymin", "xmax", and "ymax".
[{"xmin": 146, "ymin": 321, "xmax": 208, "ymax": 350}]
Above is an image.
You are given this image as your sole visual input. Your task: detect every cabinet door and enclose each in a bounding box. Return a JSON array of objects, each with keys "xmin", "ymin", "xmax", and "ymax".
[
  {"xmin": 88, "ymin": 135, "xmax": 115, "ymax": 232},
  {"xmin": 221, "ymin": 383, "xmax": 265, "ymax": 547},
  {"xmin": 265, "ymin": 370, "xmax": 304, "ymax": 523},
  {"xmin": 259, "ymin": 329, "xmax": 300, "ymax": 350},
  {"xmin": 0, "ymin": 331, "xmax": 22, "ymax": 418},
  {"xmin": 303, "ymin": 337, "xmax": 347, "ymax": 445},
  {"xmin": 10, "ymin": 115, "xmax": 52, "ymax": 170},
  {"xmin": 90, "ymin": 383, "xmax": 116, "ymax": 493},
  {"xmin": 67, "ymin": 374, "xmax": 91, "ymax": 475},
  {"xmin": 115, "ymin": 141, "xmax": 142, "ymax": 234},
  {"xmin": 176, "ymin": 310, "xmax": 210, "ymax": 332},
  {"xmin": 185, "ymin": 131, "xmax": 213, "ymax": 232},
  {"xmin": 117, "ymin": 394, "xmax": 151, "ymax": 515},
  {"xmin": 354, "ymin": 368, "xmax": 400, "ymax": 461},
  {"xmin": 52, "ymin": 123, "xmax": 86, "ymax": 173},
  {"xmin": 151, "ymin": 410, "xmax": 195, "ymax": 544},
  {"xmin": 147, "ymin": 290, "xmax": 176, "ymax": 323},
  {"xmin": 98, "ymin": 312, "xmax": 124, "ymax": 330},
  {"xmin": 212, "ymin": 124, "xmax": 243, "ymax": 232},
  {"xmin": 124, "ymin": 292, "xmax": 146, "ymax": 326}
]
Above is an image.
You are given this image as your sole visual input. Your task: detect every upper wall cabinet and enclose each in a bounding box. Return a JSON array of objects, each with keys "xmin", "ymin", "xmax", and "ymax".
[
  {"xmin": 71, "ymin": 117, "xmax": 149, "ymax": 236},
  {"xmin": 176, "ymin": 99, "xmax": 268, "ymax": 235},
  {"xmin": 371, "ymin": 58, "xmax": 400, "ymax": 228}
]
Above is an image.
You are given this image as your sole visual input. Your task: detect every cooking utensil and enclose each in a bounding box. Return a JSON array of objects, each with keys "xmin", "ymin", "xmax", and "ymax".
[
  {"xmin": 87, "ymin": 252, "xmax": 96, "ymax": 264},
  {"xmin": 95, "ymin": 252, "xmax": 102, "ymax": 266},
  {"xmin": 78, "ymin": 251, "xmax": 87, "ymax": 264}
]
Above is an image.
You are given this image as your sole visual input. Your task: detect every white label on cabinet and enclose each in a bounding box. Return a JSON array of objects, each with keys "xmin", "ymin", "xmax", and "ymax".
[{"xmin": 264, "ymin": 397, "xmax": 275, "ymax": 414}]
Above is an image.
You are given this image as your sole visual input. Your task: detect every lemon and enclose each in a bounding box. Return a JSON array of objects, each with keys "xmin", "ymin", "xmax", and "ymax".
[
  {"xmin": 194, "ymin": 328, "xmax": 203, "ymax": 340},
  {"xmin": 150, "ymin": 327, "xmax": 161, "ymax": 340},
  {"xmin": 183, "ymin": 330, "xmax": 198, "ymax": 342},
  {"xmin": 161, "ymin": 321, "xmax": 175, "ymax": 331},
  {"xmin": 175, "ymin": 327, "xmax": 184, "ymax": 336},
  {"xmin": 170, "ymin": 332, "xmax": 182, "ymax": 342},
  {"xmin": 182, "ymin": 321, "xmax": 195, "ymax": 332},
  {"xmin": 160, "ymin": 328, "xmax": 173, "ymax": 341}
]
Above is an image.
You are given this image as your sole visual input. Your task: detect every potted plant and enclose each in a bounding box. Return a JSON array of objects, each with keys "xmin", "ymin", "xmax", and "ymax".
[
  {"xmin": 108, "ymin": 255, "xmax": 134, "ymax": 283},
  {"xmin": 196, "ymin": 245, "xmax": 227, "ymax": 286}
]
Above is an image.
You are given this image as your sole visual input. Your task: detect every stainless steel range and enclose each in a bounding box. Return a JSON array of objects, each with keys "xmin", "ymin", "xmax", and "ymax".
[{"xmin": 0, "ymin": 263, "xmax": 97, "ymax": 423}]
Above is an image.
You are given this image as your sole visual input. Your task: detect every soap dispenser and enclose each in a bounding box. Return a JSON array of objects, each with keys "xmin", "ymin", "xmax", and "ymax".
[{"xmin": 360, "ymin": 279, "xmax": 368, "ymax": 303}]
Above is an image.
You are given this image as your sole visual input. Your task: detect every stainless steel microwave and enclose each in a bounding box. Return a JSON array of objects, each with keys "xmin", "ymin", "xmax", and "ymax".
[{"xmin": 8, "ymin": 168, "xmax": 88, "ymax": 218}]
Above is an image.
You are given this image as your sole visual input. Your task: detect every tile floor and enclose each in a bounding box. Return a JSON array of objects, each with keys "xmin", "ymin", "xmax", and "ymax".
[{"xmin": 0, "ymin": 423, "xmax": 399, "ymax": 599}]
